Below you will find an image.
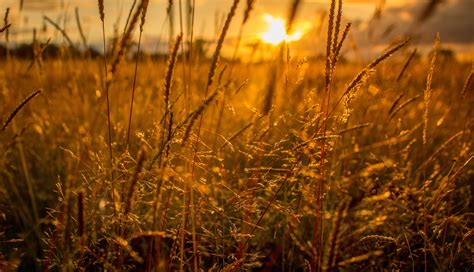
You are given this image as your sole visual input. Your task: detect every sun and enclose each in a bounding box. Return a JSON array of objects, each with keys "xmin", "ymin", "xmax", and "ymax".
[{"xmin": 260, "ymin": 14, "xmax": 305, "ymax": 45}]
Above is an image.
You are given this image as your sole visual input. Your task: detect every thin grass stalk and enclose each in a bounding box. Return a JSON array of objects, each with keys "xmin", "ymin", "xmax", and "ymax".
[
  {"xmin": 62, "ymin": 187, "xmax": 72, "ymax": 264},
  {"xmin": 459, "ymin": 67, "xmax": 473, "ymax": 155},
  {"xmin": 228, "ymin": 0, "xmax": 256, "ymax": 78},
  {"xmin": 388, "ymin": 92, "xmax": 405, "ymax": 116},
  {"xmin": 331, "ymin": 0, "xmax": 342, "ymax": 63},
  {"xmin": 461, "ymin": 68, "xmax": 473, "ymax": 96},
  {"xmin": 1, "ymin": 89, "xmax": 42, "ymax": 132},
  {"xmin": 180, "ymin": 2, "xmax": 239, "ymax": 269},
  {"xmin": 147, "ymin": 34, "xmax": 180, "ymax": 272},
  {"xmin": 164, "ymin": 35, "xmax": 182, "ymax": 116},
  {"xmin": 3, "ymin": 8, "xmax": 10, "ymax": 61},
  {"xmin": 423, "ymin": 33, "xmax": 440, "ymax": 145},
  {"xmin": 333, "ymin": 23, "xmax": 351, "ymax": 68},
  {"xmin": 75, "ymin": 7, "xmax": 88, "ymax": 52},
  {"xmin": 124, "ymin": 151, "xmax": 146, "ymax": 215},
  {"xmin": 330, "ymin": 38, "xmax": 410, "ymax": 120},
  {"xmin": 110, "ymin": 1, "xmax": 144, "ymax": 77},
  {"xmin": 78, "ymin": 191, "xmax": 84, "ymax": 236},
  {"xmin": 422, "ymin": 33, "xmax": 440, "ymax": 271},
  {"xmin": 239, "ymin": 157, "xmax": 303, "ymax": 255},
  {"xmin": 316, "ymin": 0, "xmax": 337, "ymax": 269},
  {"xmin": 0, "ymin": 23, "xmax": 10, "ymax": 33},
  {"xmin": 186, "ymin": 0, "xmax": 196, "ymax": 114},
  {"xmin": 323, "ymin": 199, "xmax": 349, "ymax": 272},
  {"xmin": 388, "ymin": 94, "xmax": 422, "ymax": 121},
  {"xmin": 3, "ymin": 7, "xmax": 9, "ymax": 39},
  {"xmin": 219, "ymin": 118, "xmax": 260, "ymax": 149},
  {"xmin": 167, "ymin": 0, "xmax": 175, "ymax": 45},
  {"xmin": 262, "ymin": 65, "xmax": 278, "ymax": 115},
  {"xmin": 126, "ymin": 30, "xmax": 143, "ymax": 147},
  {"xmin": 230, "ymin": 0, "xmax": 256, "ymax": 73},
  {"xmin": 123, "ymin": 0, "xmax": 138, "ymax": 36},
  {"xmin": 16, "ymin": 138, "xmax": 39, "ymax": 226},
  {"xmin": 126, "ymin": 0, "xmax": 149, "ymax": 147},
  {"xmin": 286, "ymin": 0, "xmax": 301, "ymax": 33},
  {"xmin": 43, "ymin": 16, "xmax": 75, "ymax": 49},
  {"xmin": 98, "ymin": 0, "xmax": 115, "ymax": 219},
  {"xmin": 149, "ymin": 128, "xmax": 174, "ymax": 271},
  {"xmin": 206, "ymin": 0, "xmax": 240, "ymax": 91},
  {"xmin": 177, "ymin": 0, "xmax": 189, "ymax": 118},
  {"xmin": 160, "ymin": 34, "xmax": 182, "ymax": 161},
  {"xmin": 77, "ymin": 191, "xmax": 85, "ymax": 257},
  {"xmin": 397, "ymin": 48, "xmax": 417, "ymax": 82}
]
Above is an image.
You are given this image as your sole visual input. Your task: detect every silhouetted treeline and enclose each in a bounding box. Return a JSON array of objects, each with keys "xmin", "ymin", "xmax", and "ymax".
[
  {"xmin": 0, "ymin": 38, "xmax": 209, "ymax": 62},
  {"xmin": 0, "ymin": 43, "xmax": 104, "ymax": 59}
]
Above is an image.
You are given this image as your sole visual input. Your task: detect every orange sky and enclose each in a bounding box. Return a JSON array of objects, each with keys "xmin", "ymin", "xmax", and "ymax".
[{"xmin": 1, "ymin": 0, "xmax": 473, "ymax": 59}]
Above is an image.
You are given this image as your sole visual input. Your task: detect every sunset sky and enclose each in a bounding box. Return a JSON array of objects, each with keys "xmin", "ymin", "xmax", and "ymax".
[{"xmin": 1, "ymin": 0, "xmax": 473, "ymax": 59}]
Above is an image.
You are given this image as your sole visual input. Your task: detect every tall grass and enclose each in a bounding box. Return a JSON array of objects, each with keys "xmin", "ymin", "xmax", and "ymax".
[{"xmin": 0, "ymin": 0, "xmax": 472, "ymax": 271}]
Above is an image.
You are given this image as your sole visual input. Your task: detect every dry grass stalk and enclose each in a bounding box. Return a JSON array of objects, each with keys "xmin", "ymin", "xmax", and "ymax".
[
  {"xmin": 228, "ymin": 0, "xmax": 256, "ymax": 78},
  {"xmin": 418, "ymin": 0, "xmax": 442, "ymax": 22},
  {"xmin": 418, "ymin": 131, "xmax": 463, "ymax": 172},
  {"xmin": 461, "ymin": 68, "xmax": 473, "ymax": 96},
  {"xmin": 286, "ymin": 0, "xmax": 302, "ymax": 33},
  {"xmin": 182, "ymin": 3, "xmax": 240, "ymax": 265},
  {"xmin": 78, "ymin": 191, "xmax": 84, "ymax": 238},
  {"xmin": 206, "ymin": 0, "xmax": 240, "ymax": 91},
  {"xmin": 140, "ymin": 0, "xmax": 150, "ymax": 32},
  {"xmin": 388, "ymin": 92, "xmax": 405, "ymax": 116},
  {"xmin": 98, "ymin": 0, "xmax": 105, "ymax": 21},
  {"xmin": 97, "ymin": 0, "xmax": 115, "ymax": 221},
  {"xmin": 323, "ymin": 198, "xmax": 349, "ymax": 272},
  {"xmin": 156, "ymin": 34, "xmax": 182, "ymax": 156},
  {"xmin": 219, "ymin": 118, "xmax": 261, "ymax": 149},
  {"xmin": 341, "ymin": 39, "xmax": 410, "ymax": 107},
  {"xmin": 338, "ymin": 250, "xmax": 383, "ymax": 267},
  {"xmin": 123, "ymin": 0, "xmax": 138, "ymax": 35},
  {"xmin": 26, "ymin": 36, "xmax": 51, "ymax": 72},
  {"xmin": 397, "ymin": 48, "xmax": 417, "ymax": 82},
  {"xmin": 262, "ymin": 66, "xmax": 278, "ymax": 115},
  {"xmin": 1, "ymin": 89, "xmax": 42, "ymax": 132},
  {"xmin": 164, "ymin": 34, "xmax": 183, "ymax": 114},
  {"xmin": 332, "ymin": 0, "xmax": 342, "ymax": 60},
  {"xmin": 317, "ymin": 1, "xmax": 339, "ymax": 269},
  {"xmin": 126, "ymin": 0, "xmax": 150, "ymax": 147},
  {"xmin": 388, "ymin": 94, "xmax": 422, "ymax": 121},
  {"xmin": 43, "ymin": 16, "xmax": 74, "ymax": 48},
  {"xmin": 110, "ymin": 1, "xmax": 144, "ymax": 76},
  {"xmin": 423, "ymin": 33, "xmax": 440, "ymax": 145},
  {"xmin": 181, "ymin": 89, "xmax": 220, "ymax": 145},
  {"xmin": 325, "ymin": 0, "xmax": 336, "ymax": 86},
  {"xmin": 75, "ymin": 8, "xmax": 88, "ymax": 51},
  {"xmin": 0, "ymin": 23, "xmax": 10, "ymax": 33},
  {"xmin": 333, "ymin": 23, "xmax": 351, "ymax": 66},
  {"xmin": 337, "ymin": 123, "xmax": 372, "ymax": 135},
  {"xmin": 3, "ymin": 8, "xmax": 10, "ymax": 40},
  {"xmin": 243, "ymin": 0, "xmax": 256, "ymax": 24},
  {"xmin": 167, "ymin": 0, "xmax": 175, "ymax": 42},
  {"xmin": 124, "ymin": 150, "xmax": 146, "ymax": 215}
]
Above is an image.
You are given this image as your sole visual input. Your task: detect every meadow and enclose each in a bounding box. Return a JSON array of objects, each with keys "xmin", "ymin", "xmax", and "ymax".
[{"xmin": 0, "ymin": 0, "xmax": 473, "ymax": 271}]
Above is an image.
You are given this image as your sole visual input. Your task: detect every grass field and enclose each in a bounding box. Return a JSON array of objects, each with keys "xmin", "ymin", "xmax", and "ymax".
[{"xmin": 0, "ymin": 0, "xmax": 473, "ymax": 271}]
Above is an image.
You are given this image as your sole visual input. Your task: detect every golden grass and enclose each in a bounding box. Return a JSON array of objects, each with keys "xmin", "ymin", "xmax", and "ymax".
[{"xmin": 0, "ymin": 0, "xmax": 472, "ymax": 271}]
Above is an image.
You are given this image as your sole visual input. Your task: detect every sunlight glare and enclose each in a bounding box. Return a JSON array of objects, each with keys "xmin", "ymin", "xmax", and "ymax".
[{"xmin": 260, "ymin": 14, "xmax": 305, "ymax": 45}]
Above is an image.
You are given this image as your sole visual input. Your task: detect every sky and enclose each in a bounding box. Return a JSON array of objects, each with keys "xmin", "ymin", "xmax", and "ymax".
[{"xmin": 1, "ymin": 0, "xmax": 473, "ymax": 59}]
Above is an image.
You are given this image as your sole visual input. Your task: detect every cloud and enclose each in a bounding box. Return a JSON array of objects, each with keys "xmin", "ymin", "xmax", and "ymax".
[
  {"xmin": 370, "ymin": 0, "xmax": 474, "ymax": 44},
  {"xmin": 282, "ymin": 0, "xmax": 472, "ymax": 59}
]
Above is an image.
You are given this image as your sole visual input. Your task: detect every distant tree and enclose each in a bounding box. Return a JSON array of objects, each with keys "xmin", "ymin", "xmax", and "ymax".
[
  {"xmin": 428, "ymin": 47, "xmax": 456, "ymax": 63},
  {"xmin": 192, "ymin": 38, "xmax": 208, "ymax": 61}
]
